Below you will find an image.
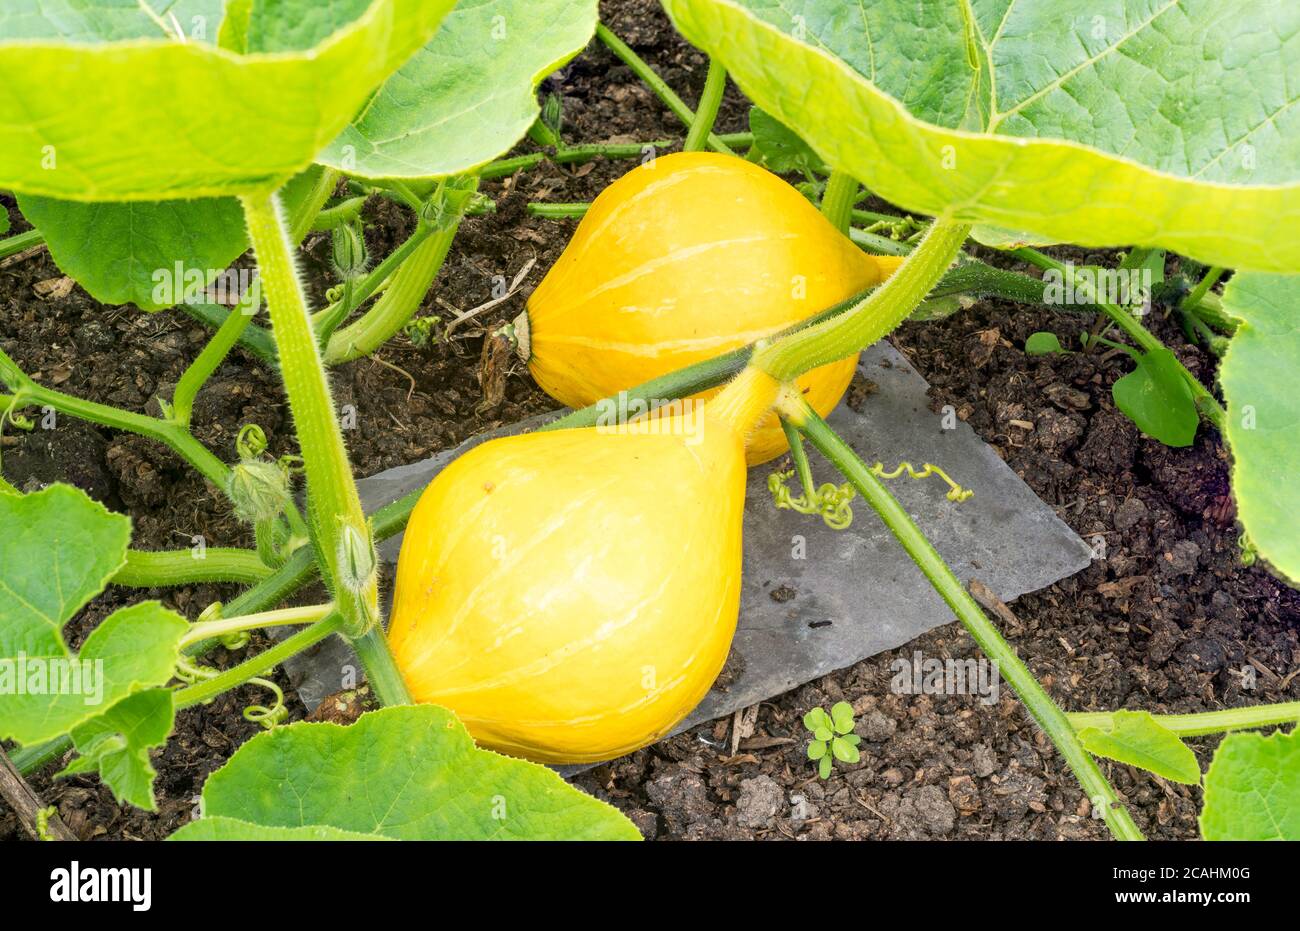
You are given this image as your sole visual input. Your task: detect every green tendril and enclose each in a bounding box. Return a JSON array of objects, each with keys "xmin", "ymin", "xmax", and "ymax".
[
  {"xmin": 241, "ymin": 677, "xmax": 288, "ymax": 729},
  {"xmin": 870, "ymin": 461, "xmax": 974, "ymax": 502},
  {"xmin": 35, "ymin": 806, "xmax": 58, "ymax": 841},
  {"xmin": 174, "ymin": 653, "xmax": 287, "ymax": 729},
  {"xmin": 768, "ymin": 469, "xmax": 856, "ymax": 530},
  {"xmin": 236, "ymin": 423, "xmax": 269, "ymax": 460},
  {"xmin": 1238, "ymin": 533, "xmax": 1258, "ymax": 567}
]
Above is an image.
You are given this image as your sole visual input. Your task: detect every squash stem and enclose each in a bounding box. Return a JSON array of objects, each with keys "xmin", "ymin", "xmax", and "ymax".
[
  {"xmin": 820, "ymin": 170, "xmax": 859, "ymax": 235},
  {"xmin": 683, "ymin": 57, "xmax": 727, "ymax": 152},
  {"xmin": 595, "ymin": 23, "xmax": 736, "ymax": 155},
  {"xmin": 0, "ymin": 345, "xmax": 232, "ymax": 490},
  {"xmin": 111, "ymin": 547, "xmax": 271, "ymax": 588},
  {"xmin": 787, "ymin": 397, "xmax": 1144, "ymax": 841},
  {"xmin": 0, "ymin": 228, "xmax": 43, "ymax": 261},
  {"xmin": 170, "ymin": 283, "xmax": 260, "ymax": 427},
  {"xmin": 174, "ymin": 613, "xmax": 344, "ymax": 710},
  {"xmin": 753, "ymin": 220, "xmax": 972, "ymax": 383},
  {"xmin": 706, "ymin": 366, "xmax": 780, "ymax": 436},
  {"xmin": 239, "ymin": 191, "xmax": 379, "ymax": 640},
  {"xmin": 324, "ymin": 221, "xmax": 459, "ymax": 363},
  {"xmin": 1069, "ymin": 703, "xmax": 1300, "ymax": 739}
]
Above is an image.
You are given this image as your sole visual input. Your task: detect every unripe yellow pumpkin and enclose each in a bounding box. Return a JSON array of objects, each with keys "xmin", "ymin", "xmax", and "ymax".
[
  {"xmin": 518, "ymin": 152, "xmax": 901, "ymax": 465},
  {"xmin": 389, "ymin": 368, "xmax": 780, "ymax": 763}
]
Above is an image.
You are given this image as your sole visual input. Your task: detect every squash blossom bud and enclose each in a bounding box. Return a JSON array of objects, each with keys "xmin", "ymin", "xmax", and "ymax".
[
  {"xmin": 330, "ymin": 221, "xmax": 368, "ymax": 281},
  {"xmin": 336, "ymin": 522, "xmax": 377, "ymax": 596},
  {"xmin": 226, "ymin": 459, "xmax": 290, "ymax": 525}
]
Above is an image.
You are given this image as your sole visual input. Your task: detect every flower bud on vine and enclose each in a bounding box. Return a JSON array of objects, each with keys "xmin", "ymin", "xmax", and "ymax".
[
  {"xmin": 330, "ymin": 220, "xmax": 369, "ymax": 282},
  {"xmin": 227, "ymin": 459, "xmax": 291, "ymax": 525},
  {"xmin": 336, "ymin": 521, "xmax": 378, "ymax": 597}
]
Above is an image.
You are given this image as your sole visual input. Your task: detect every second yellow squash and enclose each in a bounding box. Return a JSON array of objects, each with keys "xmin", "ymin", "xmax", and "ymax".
[{"xmin": 517, "ymin": 152, "xmax": 900, "ymax": 464}]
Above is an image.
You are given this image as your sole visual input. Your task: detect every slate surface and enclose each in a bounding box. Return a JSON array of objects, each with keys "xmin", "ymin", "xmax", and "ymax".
[{"xmin": 281, "ymin": 342, "xmax": 1094, "ymax": 754}]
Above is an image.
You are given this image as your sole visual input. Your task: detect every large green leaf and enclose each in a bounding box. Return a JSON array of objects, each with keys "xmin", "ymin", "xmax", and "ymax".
[
  {"xmin": 17, "ymin": 164, "xmax": 323, "ymax": 311},
  {"xmin": 17, "ymin": 196, "xmax": 248, "ymax": 311},
  {"xmin": 171, "ymin": 818, "xmax": 389, "ymax": 841},
  {"xmin": 1220, "ymin": 273, "xmax": 1300, "ymax": 585},
  {"xmin": 0, "ymin": 485, "xmax": 186, "ymax": 744},
  {"xmin": 1077, "ymin": 710, "xmax": 1201, "ymax": 784},
  {"xmin": 171, "ymin": 705, "xmax": 641, "ymax": 840},
  {"xmin": 1201, "ymin": 727, "xmax": 1300, "ymax": 840},
  {"xmin": 1, "ymin": 1, "xmax": 227, "ymax": 42},
  {"xmin": 318, "ymin": 0, "xmax": 598, "ymax": 179},
  {"xmin": 0, "ymin": 0, "xmax": 455, "ymax": 200},
  {"xmin": 661, "ymin": 0, "xmax": 1300, "ymax": 272}
]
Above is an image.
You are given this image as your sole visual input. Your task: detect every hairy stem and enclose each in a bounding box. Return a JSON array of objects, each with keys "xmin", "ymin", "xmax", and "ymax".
[
  {"xmin": 111, "ymin": 547, "xmax": 271, "ymax": 588},
  {"xmin": 1180, "ymin": 265, "xmax": 1225, "ymax": 315},
  {"xmin": 595, "ymin": 23, "xmax": 736, "ymax": 155},
  {"xmin": 788, "ymin": 399, "xmax": 1143, "ymax": 841},
  {"xmin": 314, "ymin": 217, "xmax": 437, "ymax": 338},
  {"xmin": 684, "ymin": 57, "xmax": 727, "ymax": 152},
  {"xmin": 239, "ymin": 191, "xmax": 380, "ymax": 644},
  {"xmin": 170, "ymin": 286, "xmax": 260, "ymax": 426},
  {"xmin": 180, "ymin": 602, "xmax": 335, "ymax": 652},
  {"xmin": 174, "ymin": 613, "xmax": 344, "ymax": 710},
  {"xmin": 1069, "ymin": 702, "xmax": 1300, "ymax": 738},
  {"xmin": 0, "ymin": 228, "xmax": 43, "ymax": 261},
  {"xmin": 177, "ymin": 301, "xmax": 278, "ymax": 367},
  {"xmin": 323, "ymin": 221, "xmax": 460, "ymax": 364},
  {"xmin": 820, "ymin": 170, "xmax": 859, "ymax": 234},
  {"xmin": 0, "ymin": 347, "xmax": 231, "ymax": 489},
  {"xmin": 481, "ymin": 133, "xmax": 754, "ymax": 178},
  {"xmin": 753, "ymin": 220, "xmax": 971, "ymax": 382}
]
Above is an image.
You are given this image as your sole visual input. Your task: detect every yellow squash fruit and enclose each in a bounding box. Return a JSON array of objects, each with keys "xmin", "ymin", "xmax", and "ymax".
[
  {"xmin": 388, "ymin": 368, "xmax": 779, "ymax": 764},
  {"xmin": 516, "ymin": 151, "xmax": 901, "ymax": 465}
]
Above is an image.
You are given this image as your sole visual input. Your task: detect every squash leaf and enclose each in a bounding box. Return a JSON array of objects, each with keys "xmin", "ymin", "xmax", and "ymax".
[
  {"xmin": 17, "ymin": 164, "xmax": 323, "ymax": 311},
  {"xmin": 1110, "ymin": 345, "xmax": 1199, "ymax": 447},
  {"xmin": 57, "ymin": 688, "xmax": 175, "ymax": 811},
  {"xmin": 319, "ymin": 0, "xmax": 598, "ymax": 180},
  {"xmin": 0, "ymin": 0, "xmax": 455, "ymax": 200},
  {"xmin": 1200, "ymin": 727, "xmax": 1300, "ymax": 840},
  {"xmin": 1076, "ymin": 710, "xmax": 1201, "ymax": 785},
  {"xmin": 661, "ymin": 0, "xmax": 1300, "ymax": 272},
  {"xmin": 170, "ymin": 818, "xmax": 390, "ymax": 841},
  {"xmin": 747, "ymin": 106, "xmax": 825, "ymax": 175},
  {"xmin": 1025, "ymin": 331, "xmax": 1066, "ymax": 356},
  {"xmin": 0, "ymin": 485, "xmax": 187, "ymax": 746},
  {"xmin": 169, "ymin": 705, "xmax": 641, "ymax": 840},
  {"xmin": 1219, "ymin": 273, "xmax": 1300, "ymax": 585}
]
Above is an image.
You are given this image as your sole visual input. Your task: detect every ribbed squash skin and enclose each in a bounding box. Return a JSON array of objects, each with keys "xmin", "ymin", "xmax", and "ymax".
[
  {"xmin": 389, "ymin": 370, "xmax": 777, "ymax": 763},
  {"xmin": 524, "ymin": 152, "xmax": 900, "ymax": 465}
]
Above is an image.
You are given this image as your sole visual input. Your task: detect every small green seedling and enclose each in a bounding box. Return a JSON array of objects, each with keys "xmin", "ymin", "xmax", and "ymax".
[
  {"xmin": 1024, "ymin": 331, "xmax": 1067, "ymax": 356},
  {"xmin": 804, "ymin": 701, "xmax": 861, "ymax": 779}
]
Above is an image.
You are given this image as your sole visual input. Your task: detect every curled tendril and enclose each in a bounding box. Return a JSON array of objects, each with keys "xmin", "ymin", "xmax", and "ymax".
[
  {"xmin": 276, "ymin": 453, "xmax": 305, "ymax": 476},
  {"xmin": 35, "ymin": 805, "xmax": 58, "ymax": 842},
  {"xmin": 236, "ymin": 423, "xmax": 269, "ymax": 460},
  {"xmin": 219, "ymin": 630, "xmax": 251, "ymax": 650},
  {"xmin": 871, "ymin": 461, "xmax": 974, "ymax": 503},
  {"xmin": 173, "ymin": 655, "xmax": 287, "ymax": 729},
  {"xmin": 768, "ymin": 469, "xmax": 856, "ymax": 530},
  {"xmin": 863, "ymin": 215, "xmax": 925, "ymax": 242},
  {"xmin": 1238, "ymin": 533, "xmax": 1258, "ymax": 567},
  {"xmin": 242, "ymin": 677, "xmax": 289, "ymax": 729}
]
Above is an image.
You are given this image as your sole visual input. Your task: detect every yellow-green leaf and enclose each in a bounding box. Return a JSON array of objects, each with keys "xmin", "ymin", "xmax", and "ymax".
[
  {"xmin": 0, "ymin": 0, "xmax": 455, "ymax": 200},
  {"xmin": 661, "ymin": 0, "xmax": 1300, "ymax": 272}
]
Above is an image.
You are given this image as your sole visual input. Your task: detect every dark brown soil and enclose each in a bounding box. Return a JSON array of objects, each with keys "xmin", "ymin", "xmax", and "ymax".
[{"xmin": 2, "ymin": 0, "xmax": 1295, "ymax": 842}]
